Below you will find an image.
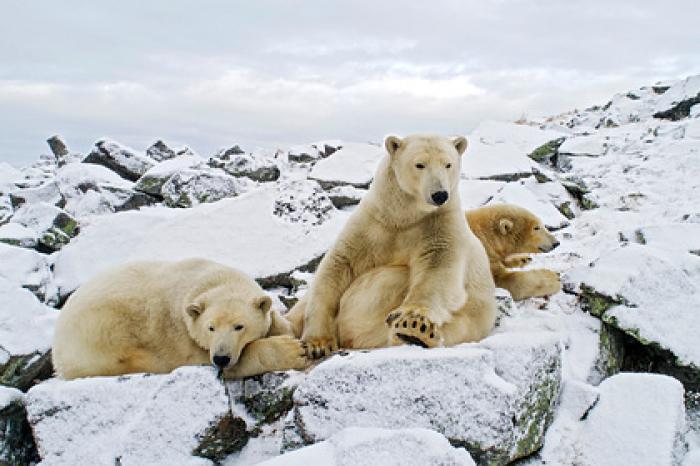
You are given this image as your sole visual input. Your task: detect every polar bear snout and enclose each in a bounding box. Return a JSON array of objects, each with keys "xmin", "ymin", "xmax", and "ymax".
[
  {"xmin": 431, "ymin": 190, "xmax": 449, "ymax": 206},
  {"xmin": 213, "ymin": 354, "xmax": 231, "ymax": 368}
]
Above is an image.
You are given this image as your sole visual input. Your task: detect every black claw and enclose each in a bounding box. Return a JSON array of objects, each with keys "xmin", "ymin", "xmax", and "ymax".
[
  {"xmin": 402, "ymin": 321, "xmax": 408, "ymax": 328},
  {"xmin": 429, "ymin": 333, "xmax": 434, "ymax": 339},
  {"xmin": 420, "ymin": 324, "xmax": 427, "ymax": 332},
  {"xmin": 412, "ymin": 321, "xmax": 417, "ymax": 328},
  {"xmin": 397, "ymin": 333, "xmax": 429, "ymax": 348}
]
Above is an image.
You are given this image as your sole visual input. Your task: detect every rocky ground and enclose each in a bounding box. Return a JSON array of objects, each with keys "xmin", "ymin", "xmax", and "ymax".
[{"xmin": 1, "ymin": 75, "xmax": 699, "ymax": 465}]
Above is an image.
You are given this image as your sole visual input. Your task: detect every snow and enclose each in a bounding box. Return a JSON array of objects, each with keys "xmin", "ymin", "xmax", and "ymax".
[
  {"xmin": 288, "ymin": 333, "xmax": 561, "ymax": 463},
  {"xmin": 259, "ymin": 428, "xmax": 475, "ymax": 466},
  {"xmin": 26, "ymin": 366, "xmax": 230, "ymax": 465},
  {"xmin": 0, "ymin": 162, "xmax": 22, "ymax": 191},
  {"xmin": 309, "ymin": 142, "xmax": 384, "ymax": 187},
  {"xmin": 0, "ymin": 242, "xmax": 51, "ymax": 291},
  {"xmin": 567, "ymin": 244, "xmax": 700, "ymax": 367},
  {"xmin": 460, "ymin": 121, "xmax": 564, "ymax": 180},
  {"xmin": 655, "ymin": 75, "xmax": 700, "ymax": 114},
  {"xmin": 52, "ymin": 187, "xmax": 350, "ymax": 295},
  {"xmin": 0, "ymin": 385, "xmax": 24, "ymax": 408},
  {"xmin": 540, "ymin": 373, "xmax": 685, "ymax": 466},
  {"xmin": 0, "ymin": 277, "xmax": 57, "ymax": 357},
  {"xmin": 558, "ymin": 133, "xmax": 610, "ymax": 157},
  {"xmin": 0, "ymin": 222, "xmax": 37, "ymax": 248},
  {"xmin": 485, "ymin": 181, "xmax": 570, "ymax": 229}
]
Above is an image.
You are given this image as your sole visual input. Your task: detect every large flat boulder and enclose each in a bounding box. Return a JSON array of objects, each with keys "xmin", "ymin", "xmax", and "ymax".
[
  {"xmin": 83, "ymin": 139, "xmax": 155, "ymax": 182},
  {"xmin": 309, "ymin": 143, "xmax": 383, "ymax": 189},
  {"xmin": 285, "ymin": 332, "xmax": 562, "ymax": 465},
  {"xmin": 26, "ymin": 366, "xmax": 248, "ymax": 465}
]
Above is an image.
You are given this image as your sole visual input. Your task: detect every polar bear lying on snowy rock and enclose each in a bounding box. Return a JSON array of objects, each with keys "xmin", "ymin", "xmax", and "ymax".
[
  {"xmin": 290, "ymin": 134, "xmax": 498, "ymax": 355},
  {"xmin": 52, "ymin": 258, "xmax": 307, "ymax": 379}
]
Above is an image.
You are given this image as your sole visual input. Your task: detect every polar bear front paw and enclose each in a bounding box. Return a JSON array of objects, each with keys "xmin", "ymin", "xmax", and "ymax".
[
  {"xmin": 386, "ymin": 306, "xmax": 442, "ymax": 348},
  {"xmin": 504, "ymin": 253, "xmax": 533, "ymax": 268},
  {"xmin": 302, "ymin": 337, "xmax": 338, "ymax": 359}
]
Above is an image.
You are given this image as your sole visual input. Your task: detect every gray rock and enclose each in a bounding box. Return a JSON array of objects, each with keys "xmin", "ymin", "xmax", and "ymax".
[
  {"xmin": 146, "ymin": 140, "xmax": 177, "ymax": 162},
  {"xmin": 26, "ymin": 366, "xmax": 248, "ymax": 465},
  {"xmin": 83, "ymin": 139, "xmax": 154, "ymax": 181},
  {"xmin": 0, "ymin": 388, "xmax": 39, "ymax": 466},
  {"xmin": 219, "ymin": 153, "xmax": 281, "ymax": 183},
  {"xmin": 288, "ymin": 142, "xmax": 342, "ymax": 164},
  {"xmin": 327, "ymin": 185, "xmax": 365, "ymax": 209},
  {"xmin": 273, "ymin": 180, "xmax": 335, "ymax": 226},
  {"xmin": 285, "ymin": 332, "xmax": 562, "ymax": 465},
  {"xmin": 161, "ymin": 169, "xmax": 244, "ymax": 208},
  {"xmin": 9, "ymin": 203, "xmax": 79, "ymax": 251},
  {"xmin": 227, "ymin": 371, "xmax": 298, "ymax": 426}
]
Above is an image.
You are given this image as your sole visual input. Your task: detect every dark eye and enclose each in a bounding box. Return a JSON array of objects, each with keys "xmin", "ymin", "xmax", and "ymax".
[
  {"xmin": 534, "ymin": 226, "xmax": 541, "ymax": 231},
  {"xmin": 208, "ymin": 325, "xmax": 215, "ymax": 332},
  {"xmin": 446, "ymin": 163, "xmax": 452, "ymax": 169},
  {"xmin": 234, "ymin": 325, "xmax": 244, "ymax": 331},
  {"xmin": 415, "ymin": 163, "xmax": 425, "ymax": 169}
]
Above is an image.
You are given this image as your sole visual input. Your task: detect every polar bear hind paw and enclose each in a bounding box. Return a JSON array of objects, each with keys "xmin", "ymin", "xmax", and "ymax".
[{"xmin": 387, "ymin": 306, "xmax": 442, "ymax": 348}]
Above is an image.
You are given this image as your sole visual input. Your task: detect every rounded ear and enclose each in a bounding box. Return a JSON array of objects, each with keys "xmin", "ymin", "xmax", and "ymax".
[
  {"xmin": 499, "ymin": 218, "xmax": 514, "ymax": 235},
  {"xmin": 385, "ymin": 136, "xmax": 403, "ymax": 157},
  {"xmin": 186, "ymin": 303, "xmax": 203, "ymax": 320},
  {"xmin": 254, "ymin": 295, "xmax": 272, "ymax": 313},
  {"xmin": 453, "ymin": 136, "xmax": 468, "ymax": 156}
]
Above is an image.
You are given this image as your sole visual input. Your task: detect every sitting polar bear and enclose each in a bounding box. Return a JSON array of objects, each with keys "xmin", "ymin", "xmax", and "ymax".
[
  {"xmin": 52, "ymin": 258, "xmax": 307, "ymax": 379},
  {"xmin": 291, "ymin": 134, "xmax": 497, "ymax": 355},
  {"xmin": 466, "ymin": 203, "xmax": 561, "ymax": 301}
]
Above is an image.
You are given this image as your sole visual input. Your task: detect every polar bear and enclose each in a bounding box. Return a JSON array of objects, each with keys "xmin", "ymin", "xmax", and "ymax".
[
  {"xmin": 293, "ymin": 134, "xmax": 497, "ymax": 355},
  {"xmin": 466, "ymin": 204, "xmax": 561, "ymax": 300},
  {"xmin": 52, "ymin": 258, "xmax": 307, "ymax": 379}
]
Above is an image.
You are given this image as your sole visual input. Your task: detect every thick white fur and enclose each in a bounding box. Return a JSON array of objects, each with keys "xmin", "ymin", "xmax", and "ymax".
[
  {"xmin": 290, "ymin": 134, "xmax": 497, "ymax": 353},
  {"xmin": 52, "ymin": 258, "xmax": 305, "ymax": 379}
]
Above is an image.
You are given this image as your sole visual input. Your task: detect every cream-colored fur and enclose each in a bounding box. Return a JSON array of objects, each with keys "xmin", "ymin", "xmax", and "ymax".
[
  {"xmin": 52, "ymin": 258, "xmax": 306, "ymax": 379},
  {"xmin": 291, "ymin": 134, "xmax": 497, "ymax": 354},
  {"xmin": 466, "ymin": 204, "xmax": 561, "ymax": 300}
]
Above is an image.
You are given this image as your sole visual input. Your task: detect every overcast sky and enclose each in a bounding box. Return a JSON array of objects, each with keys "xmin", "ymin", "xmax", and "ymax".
[{"xmin": 1, "ymin": 0, "xmax": 699, "ymax": 166}]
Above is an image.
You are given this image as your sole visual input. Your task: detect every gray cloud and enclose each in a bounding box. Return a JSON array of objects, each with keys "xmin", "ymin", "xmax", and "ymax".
[{"xmin": 1, "ymin": 0, "xmax": 699, "ymax": 165}]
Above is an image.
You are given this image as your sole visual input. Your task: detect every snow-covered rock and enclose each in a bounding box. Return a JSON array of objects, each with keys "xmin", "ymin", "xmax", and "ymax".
[
  {"xmin": 263, "ymin": 428, "xmax": 475, "ymax": 466},
  {"xmin": 0, "ymin": 278, "xmax": 57, "ymax": 390},
  {"xmin": 0, "ymin": 162, "xmax": 23, "ymax": 192},
  {"xmin": 654, "ymin": 75, "xmax": 700, "ymax": 121},
  {"xmin": 218, "ymin": 152, "xmax": 281, "ymax": 183},
  {"xmin": 134, "ymin": 154, "xmax": 207, "ymax": 196},
  {"xmin": 286, "ymin": 332, "xmax": 562, "ymax": 464},
  {"xmin": 161, "ymin": 168, "xmax": 246, "ymax": 208},
  {"xmin": 287, "ymin": 141, "xmax": 342, "ymax": 164},
  {"xmin": 0, "ymin": 243, "xmax": 55, "ymax": 302},
  {"xmin": 0, "ymin": 386, "xmax": 37, "ymax": 465},
  {"xmin": 0, "ymin": 222, "xmax": 38, "ymax": 249},
  {"xmin": 567, "ymin": 244, "xmax": 700, "ymax": 386},
  {"xmin": 51, "ymin": 188, "xmax": 348, "ymax": 295},
  {"xmin": 9, "ymin": 180, "xmax": 64, "ymax": 210},
  {"xmin": 9, "ymin": 202, "xmax": 79, "ymax": 251},
  {"xmin": 558, "ymin": 133, "xmax": 610, "ymax": 157},
  {"xmin": 26, "ymin": 366, "xmax": 248, "ymax": 465},
  {"xmin": 540, "ymin": 373, "xmax": 685, "ymax": 466},
  {"xmin": 83, "ymin": 138, "xmax": 155, "ymax": 181},
  {"xmin": 309, "ymin": 142, "xmax": 383, "ymax": 188},
  {"xmin": 273, "ymin": 180, "xmax": 335, "ymax": 226},
  {"xmin": 55, "ymin": 162, "xmax": 155, "ymax": 217},
  {"xmin": 146, "ymin": 139, "xmax": 178, "ymax": 162}
]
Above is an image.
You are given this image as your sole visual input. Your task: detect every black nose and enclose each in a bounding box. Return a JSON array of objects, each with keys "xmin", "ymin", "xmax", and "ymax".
[
  {"xmin": 213, "ymin": 355, "xmax": 231, "ymax": 368},
  {"xmin": 552, "ymin": 241, "xmax": 561, "ymax": 249},
  {"xmin": 431, "ymin": 191, "xmax": 449, "ymax": 205}
]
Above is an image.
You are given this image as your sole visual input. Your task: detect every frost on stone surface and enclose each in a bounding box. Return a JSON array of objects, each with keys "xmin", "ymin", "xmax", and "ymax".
[
  {"xmin": 161, "ymin": 169, "xmax": 246, "ymax": 207},
  {"xmin": 83, "ymin": 138, "xmax": 155, "ymax": 182},
  {"xmin": 273, "ymin": 180, "xmax": 335, "ymax": 227},
  {"xmin": 262, "ymin": 428, "xmax": 475, "ymax": 466},
  {"xmin": 286, "ymin": 333, "xmax": 562, "ymax": 465},
  {"xmin": 9, "ymin": 202, "xmax": 79, "ymax": 250},
  {"xmin": 26, "ymin": 366, "xmax": 245, "ymax": 465}
]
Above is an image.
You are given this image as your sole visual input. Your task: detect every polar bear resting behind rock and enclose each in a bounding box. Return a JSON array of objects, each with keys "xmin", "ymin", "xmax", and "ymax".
[
  {"xmin": 291, "ymin": 134, "xmax": 497, "ymax": 355},
  {"xmin": 466, "ymin": 203, "xmax": 561, "ymax": 301},
  {"xmin": 52, "ymin": 258, "xmax": 307, "ymax": 380}
]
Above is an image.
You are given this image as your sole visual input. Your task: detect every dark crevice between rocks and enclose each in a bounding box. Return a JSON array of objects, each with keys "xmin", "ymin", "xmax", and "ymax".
[
  {"xmin": 0, "ymin": 350, "xmax": 54, "ymax": 392},
  {"xmin": 256, "ymin": 254, "xmax": 324, "ymax": 292},
  {"xmin": 0, "ymin": 397, "xmax": 39, "ymax": 466},
  {"xmin": 653, "ymin": 93, "xmax": 700, "ymax": 121}
]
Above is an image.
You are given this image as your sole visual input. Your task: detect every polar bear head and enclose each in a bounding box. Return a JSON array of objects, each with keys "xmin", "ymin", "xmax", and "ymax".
[
  {"xmin": 184, "ymin": 286, "xmax": 273, "ymax": 370},
  {"xmin": 385, "ymin": 134, "xmax": 467, "ymax": 212},
  {"xmin": 468, "ymin": 203, "xmax": 560, "ymax": 255}
]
